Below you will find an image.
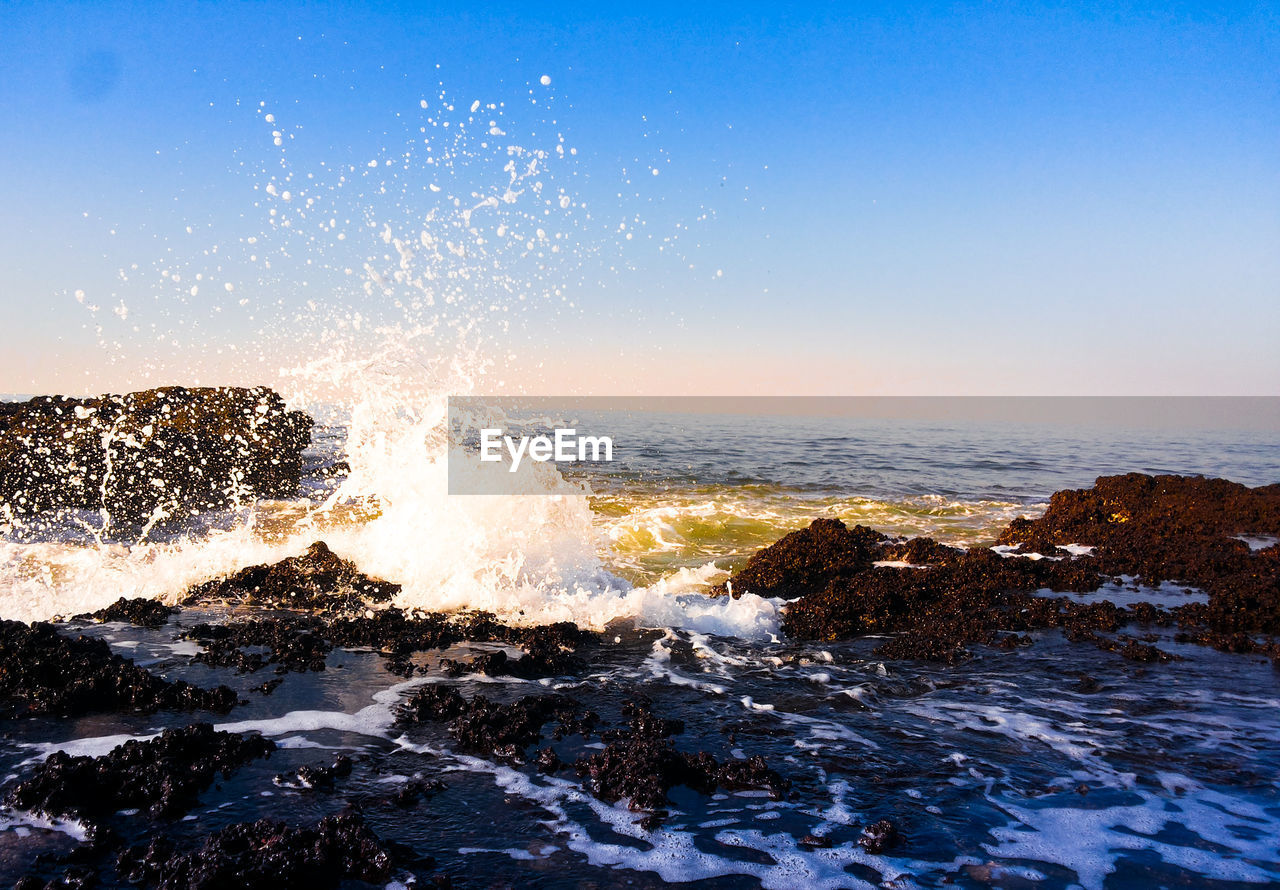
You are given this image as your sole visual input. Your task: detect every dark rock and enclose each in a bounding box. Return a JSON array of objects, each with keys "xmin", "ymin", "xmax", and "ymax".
[
  {"xmin": 390, "ymin": 777, "xmax": 445, "ymax": 808},
  {"xmin": 574, "ymin": 701, "xmax": 788, "ymax": 814},
  {"xmin": 14, "ymin": 865, "xmax": 98, "ymax": 890},
  {"xmin": 726, "ymin": 478, "xmax": 1280, "ymax": 661},
  {"xmin": 0, "ymin": 386, "xmax": 311, "ymax": 524},
  {"xmin": 397, "ymin": 688, "xmax": 593, "ymax": 759},
  {"xmin": 997, "ymin": 473, "xmax": 1280, "ymax": 634},
  {"xmin": 183, "ymin": 541, "xmax": 399, "ymax": 615},
  {"xmin": 184, "ymin": 606, "xmax": 598, "ymax": 678},
  {"xmin": 274, "ymin": 755, "xmax": 352, "ymax": 791},
  {"xmin": 75, "ymin": 596, "xmax": 177, "ymax": 628},
  {"xmin": 773, "ymin": 536, "xmax": 1100, "ymax": 651},
  {"xmin": 114, "ymin": 812, "xmax": 393, "ymax": 889},
  {"xmin": 715, "ymin": 518, "xmax": 886, "ymax": 599},
  {"xmin": 441, "ymin": 633, "xmax": 587, "ymax": 679},
  {"xmin": 0, "ymin": 619, "xmax": 237, "ymax": 719},
  {"xmin": 2, "ymin": 723, "xmax": 274, "ymax": 831},
  {"xmin": 185, "ymin": 616, "xmax": 334, "ymax": 674},
  {"xmin": 859, "ymin": 818, "xmax": 901, "ymax": 853}
]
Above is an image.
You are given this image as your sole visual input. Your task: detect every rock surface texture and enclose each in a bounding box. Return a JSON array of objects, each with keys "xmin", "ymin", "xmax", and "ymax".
[{"xmin": 0, "ymin": 386, "xmax": 312, "ymax": 524}]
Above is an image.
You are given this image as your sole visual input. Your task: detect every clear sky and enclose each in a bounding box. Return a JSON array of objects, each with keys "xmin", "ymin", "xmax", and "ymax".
[{"xmin": 1, "ymin": 1, "xmax": 1277, "ymax": 396}]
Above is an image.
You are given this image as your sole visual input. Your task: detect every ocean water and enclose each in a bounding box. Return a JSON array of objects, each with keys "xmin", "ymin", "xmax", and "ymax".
[{"xmin": 2, "ymin": 410, "xmax": 1278, "ymax": 888}]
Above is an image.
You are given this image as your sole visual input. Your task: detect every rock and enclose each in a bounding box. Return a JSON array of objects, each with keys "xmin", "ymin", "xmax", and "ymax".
[
  {"xmin": 75, "ymin": 596, "xmax": 177, "ymax": 628},
  {"xmin": 396, "ymin": 687, "xmax": 595, "ymax": 759},
  {"xmin": 575, "ymin": 701, "xmax": 788, "ymax": 813},
  {"xmin": 723, "ymin": 477, "xmax": 1280, "ymax": 659},
  {"xmin": 183, "ymin": 541, "xmax": 399, "ymax": 615},
  {"xmin": 180, "ymin": 606, "xmax": 598, "ymax": 677},
  {"xmin": 3, "ymin": 724, "xmax": 275, "ymax": 831},
  {"xmin": 0, "ymin": 619, "xmax": 237, "ymax": 719},
  {"xmin": 440, "ymin": 632, "xmax": 588, "ymax": 679},
  {"xmin": 715, "ymin": 518, "xmax": 886, "ymax": 598},
  {"xmin": 998, "ymin": 473, "xmax": 1280, "ymax": 635},
  {"xmin": 186, "ymin": 616, "xmax": 335, "ymax": 674},
  {"xmin": 859, "ymin": 818, "xmax": 901, "ymax": 853},
  {"xmin": 114, "ymin": 812, "xmax": 394, "ymax": 889},
  {"xmin": 274, "ymin": 755, "xmax": 353, "ymax": 791},
  {"xmin": 772, "ymin": 530, "xmax": 1099, "ymax": 646},
  {"xmin": 0, "ymin": 386, "xmax": 311, "ymax": 525}
]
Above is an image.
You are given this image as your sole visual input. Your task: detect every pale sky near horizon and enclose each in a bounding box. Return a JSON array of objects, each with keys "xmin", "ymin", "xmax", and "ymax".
[{"xmin": 1, "ymin": 2, "xmax": 1277, "ymax": 396}]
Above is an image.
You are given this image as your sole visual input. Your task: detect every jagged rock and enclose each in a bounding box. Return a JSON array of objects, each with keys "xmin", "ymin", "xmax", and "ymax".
[
  {"xmin": 715, "ymin": 518, "xmax": 887, "ymax": 598},
  {"xmin": 76, "ymin": 596, "xmax": 177, "ymax": 628},
  {"xmin": 859, "ymin": 818, "xmax": 901, "ymax": 853},
  {"xmin": 0, "ymin": 619, "xmax": 237, "ymax": 719},
  {"xmin": 183, "ymin": 541, "xmax": 399, "ymax": 615},
  {"xmin": 574, "ymin": 701, "xmax": 789, "ymax": 812},
  {"xmin": 998, "ymin": 473, "xmax": 1280, "ymax": 634},
  {"xmin": 0, "ymin": 386, "xmax": 311, "ymax": 524},
  {"xmin": 396, "ymin": 687, "xmax": 596, "ymax": 759},
  {"xmin": 114, "ymin": 812, "xmax": 394, "ymax": 889},
  {"xmin": 2, "ymin": 724, "xmax": 275, "ymax": 830},
  {"xmin": 726, "ymin": 475, "xmax": 1280, "ymax": 661},
  {"xmin": 180, "ymin": 604, "xmax": 597, "ymax": 677}
]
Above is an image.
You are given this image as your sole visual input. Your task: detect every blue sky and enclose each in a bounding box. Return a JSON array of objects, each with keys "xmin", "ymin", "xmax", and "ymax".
[{"xmin": 1, "ymin": 1, "xmax": 1277, "ymax": 394}]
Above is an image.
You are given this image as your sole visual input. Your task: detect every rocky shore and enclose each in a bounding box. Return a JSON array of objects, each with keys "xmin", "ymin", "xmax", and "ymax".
[
  {"xmin": 2, "ymin": 472, "xmax": 1277, "ymax": 888},
  {"xmin": 722, "ymin": 473, "xmax": 1280, "ymax": 663}
]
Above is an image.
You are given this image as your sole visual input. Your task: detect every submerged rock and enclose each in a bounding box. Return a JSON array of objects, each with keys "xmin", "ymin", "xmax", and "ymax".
[
  {"xmin": 114, "ymin": 812, "xmax": 394, "ymax": 889},
  {"xmin": 0, "ymin": 386, "xmax": 312, "ymax": 525},
  {"xmin": 184, "ymin": 541, "xmax": 399, "ymax": 615},
  {"xmin": 0, "ymin": 620, "xmax": 237, "ymax": 719},
  {"xmin": 2, "ymin": 724, "xmax": 275, "ymax": 831}
]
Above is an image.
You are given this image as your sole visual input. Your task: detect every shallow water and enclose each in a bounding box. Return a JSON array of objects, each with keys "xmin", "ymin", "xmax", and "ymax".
[{"xmin": 2, "ymin": 611, "xmax": 1278, "ymax": 888}]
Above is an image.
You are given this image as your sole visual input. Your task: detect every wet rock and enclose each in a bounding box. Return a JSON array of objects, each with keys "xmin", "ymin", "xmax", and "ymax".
[
  {"xmin": 998, "ymin": 473, "xmax": 1280, "ymax": 634},
  {"xmin": 715, "ymin": 518, "xmax": 887, "ymax": 598},
  {"xmin": 575, "ymin": 701, "xmax": 788, "ymax": 813},
  {"xmin": 185, "ymin": 616, "xmax": 334, "ymax": 674},
  {"xmin": 730, "ymin": 490, "xmax": 1275, "ymax": 660},
  {"xmin": 184, "ymin": 541, "xmax": 399, "ymax": 615},
  {"xmin": 0, "ymin": 620, "xmax": 237, "ymax": 719},
  {"xmin": 441, "ymin": 633, "xmax": 587, "ymax": 679},
  {"xmin": 859, "ymin": 818, "xmax": 901, "ymax": 853},
  {"xmin": 114, "ymin": 812, "xmax": 393, "ymax": 889},
  {"xmin": 0, "ymin": 386, "xmax": 311, "ymax": 524},
  {"xmin": 13, "ymin": 865, "xmax": 98, "ymax": 890},
  {"xmin": 773, "ymin": 537, "xmax": 1099, "ymax": 649},
  {"xmin": 389, "ymin": 777, "xmax": 446, "ymax": 808},
  {"xmin": 273, "ymin": 755, "xmax": 352, "ymax": 791},
  {"xmin": 2, "ymin": 723, "xmax": 274, "ymax": 831},
  {"xmin": 184, "ymin": 606, "xmax": 598, "ymax": 678},
  {"xmin": 397, "ymin": 687, "xmax": 595, "ymax": 759},
  {"xmin": 75, "ymin": 597, "xmax": 177, "ymax": 628}
]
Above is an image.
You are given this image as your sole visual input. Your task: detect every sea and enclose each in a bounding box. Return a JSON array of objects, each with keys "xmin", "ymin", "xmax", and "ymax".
[{"xmin": 1, "ymin": 405, "xmax": 1278, "ymax": 889}]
